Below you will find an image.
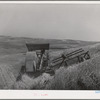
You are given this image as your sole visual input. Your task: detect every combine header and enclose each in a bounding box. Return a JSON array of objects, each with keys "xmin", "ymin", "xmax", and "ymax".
[
  {"xmin": 22, "ymin": 43, "xmax": 90, "ymax": 75},
  {"xmin": 50, "ymin": 48, "xmax": 90, "ymax": 68}
]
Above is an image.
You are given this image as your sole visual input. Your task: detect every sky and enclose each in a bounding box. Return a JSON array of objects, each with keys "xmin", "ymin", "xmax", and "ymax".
[{"xmin": 0, "ymin": 4, "xmax": 100, "ymax": 41}]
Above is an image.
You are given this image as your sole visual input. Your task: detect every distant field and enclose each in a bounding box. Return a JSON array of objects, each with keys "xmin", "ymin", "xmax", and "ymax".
[{"xmin": 0, "ymin": 35, "xmax": 97, "ymax": 56}]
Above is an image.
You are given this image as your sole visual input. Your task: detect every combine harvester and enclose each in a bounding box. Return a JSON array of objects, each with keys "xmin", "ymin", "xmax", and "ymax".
[{"xmin": 21, "ymin": 43, "xmax": 91, "ymax": 76}]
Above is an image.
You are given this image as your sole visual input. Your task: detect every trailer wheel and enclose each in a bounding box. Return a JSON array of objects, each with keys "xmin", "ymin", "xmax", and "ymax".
[
  {"xmin": 84, "ymin": 53, "xmax": 90, "ymax": 60},
  {"xmin": 78, "ymin": 56, "xmax": 83, "ymax": 63}
]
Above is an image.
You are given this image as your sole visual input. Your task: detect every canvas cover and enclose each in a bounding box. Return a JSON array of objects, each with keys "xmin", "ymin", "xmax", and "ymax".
[{"xmin": 25, "ymin": 51, "xmax": 38, "ymax": 72}]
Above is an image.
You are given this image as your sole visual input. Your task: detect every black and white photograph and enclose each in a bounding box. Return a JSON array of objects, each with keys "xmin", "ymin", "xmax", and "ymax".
[{"xmin": 0, "ymin": 3, "xmax": 100, "ymax": 90}]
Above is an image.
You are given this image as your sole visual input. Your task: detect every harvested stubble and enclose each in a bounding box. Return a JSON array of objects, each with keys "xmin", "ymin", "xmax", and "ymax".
[
  {"xmin": 0, "ymin": 53, "xmax": 26, "ymax": 78},
  {"xmin": 0, "ymin": 53, "xmax": 26, "ymax": 89},
  {"xmin": 0, "ymin": 64, "xmax": 16, "ymax": 89},
  {"xmin": 45, "ymin": 55, "xmax": 100, "ymax": 90},
  {"xmin": 12, "ymin": 73, "xmax": 53, "ymax": 89}
]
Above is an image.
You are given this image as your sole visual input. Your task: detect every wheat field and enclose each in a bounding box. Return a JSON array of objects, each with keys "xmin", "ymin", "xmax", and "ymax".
[{"xmin": 0, "ymin": 36, "xmax": 100, "ymax": 90}]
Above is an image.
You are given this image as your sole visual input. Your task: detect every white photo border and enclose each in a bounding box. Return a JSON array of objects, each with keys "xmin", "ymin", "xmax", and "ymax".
[{"xmin": 0, "ymin": 1, "xmax": 100, "ymax": 99}]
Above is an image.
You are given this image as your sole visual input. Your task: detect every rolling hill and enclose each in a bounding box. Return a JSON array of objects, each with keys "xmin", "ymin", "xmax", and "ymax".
[{"xmin": 0, "ymin": 35, "xmax": 99, "ymax": 89}]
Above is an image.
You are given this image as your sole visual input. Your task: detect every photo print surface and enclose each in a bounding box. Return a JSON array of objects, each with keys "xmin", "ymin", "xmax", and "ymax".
[{"xmin": 0, "ymin": 4, "xmax": 100, "ymax": 90}]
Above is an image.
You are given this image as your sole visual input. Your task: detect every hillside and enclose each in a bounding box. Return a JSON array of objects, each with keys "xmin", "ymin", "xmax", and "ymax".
[
  {"xmin": 0, "ymin": 35, "xmax": 97, "ymax": 56},
  {"xmin": 0, "ymin": 35, "xmax": 99, "ymax": 89}
]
